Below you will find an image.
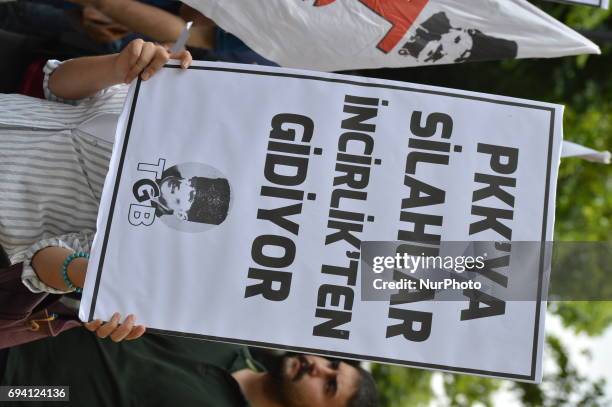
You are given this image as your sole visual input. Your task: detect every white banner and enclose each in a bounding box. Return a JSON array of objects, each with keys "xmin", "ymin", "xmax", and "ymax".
[
  {"xmin": 80, "ymin": 61, "xmax": 563, "ymax": 382},
  {"xmin": 545, "ymin": 0, "xmax": 609, "ymax": 9},
  {"xmin": 182, "ymin": 0, "xmax": 600, "ymax": 71}
]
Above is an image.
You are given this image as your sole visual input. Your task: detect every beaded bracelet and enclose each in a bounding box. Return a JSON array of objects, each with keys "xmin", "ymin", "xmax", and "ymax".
[{"xmin": 61, "ymin": 252, "xmax": 89, "ymax": 293}]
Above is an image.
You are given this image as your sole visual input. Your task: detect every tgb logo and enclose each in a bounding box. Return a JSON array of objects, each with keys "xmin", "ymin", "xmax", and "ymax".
[{"xmin": 311, "ymin": 0, "xmax": 429, "ymax": 53}]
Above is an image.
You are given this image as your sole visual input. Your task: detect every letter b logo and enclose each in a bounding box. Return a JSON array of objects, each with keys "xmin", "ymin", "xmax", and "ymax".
[{"xmin": 128, "ymin": 204, "xmax": 156, "ymax": 226}]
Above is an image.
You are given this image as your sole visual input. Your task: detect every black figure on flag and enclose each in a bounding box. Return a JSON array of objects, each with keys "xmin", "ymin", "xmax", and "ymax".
[
  {"xmin": 152, "ymin": 164, "xmax": 231, "ymax": 225},
  {"xmin": 399, "ymin": 12, "xmax": 518, "ymax": 63}
]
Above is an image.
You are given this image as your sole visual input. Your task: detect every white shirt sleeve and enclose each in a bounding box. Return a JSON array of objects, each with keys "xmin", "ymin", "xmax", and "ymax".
[{"xmin": 14, "ymin": 231, "xmax": 95, "ymax": 294}]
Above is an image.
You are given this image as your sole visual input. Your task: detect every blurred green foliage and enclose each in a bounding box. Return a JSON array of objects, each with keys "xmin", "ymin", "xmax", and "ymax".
[
  {"xmin": 364, "ymin": 2, "xmax": 611, "ymax": 406},
  {"xmin": 371, "ymin": 365, "xmax": 434, "ymax": 406},
  {"xmin": 442, "ymin": 374, "xmax": 502, "ymax": 407},
  {"xmin": 549, "ymin": 302, "xmax": 612, "ymax": 337},
  {"xmin": 513, "ymin": 336, "xmax": 607, "ymax": 407}
]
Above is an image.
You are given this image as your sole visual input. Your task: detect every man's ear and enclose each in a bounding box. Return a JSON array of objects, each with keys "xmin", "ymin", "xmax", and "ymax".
[{"xmin": 176, "ymin": 210, "xmax": 188, "ymax": 221}]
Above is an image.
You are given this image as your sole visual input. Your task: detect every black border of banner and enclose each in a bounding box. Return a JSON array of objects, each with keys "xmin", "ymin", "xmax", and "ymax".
[{"xmin": 87, "ymin": 64, "xmax": 557, "ymax": 382}]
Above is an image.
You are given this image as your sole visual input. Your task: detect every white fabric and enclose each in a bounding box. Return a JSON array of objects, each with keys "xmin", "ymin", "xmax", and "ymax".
[
  {"xmin": 184, "ymin": 0, "xmax": 600, "ymax": 71},
  {"xmin": 543, "ymin": 0, "xmax": 609, "ymax": 9},
  {"xmin": 561, "ymin": 140, "xmax": 611, "ymax": 164},
  {"xmin": 0, "ymin": 60, "xmax": 127, "ymax": 293}
]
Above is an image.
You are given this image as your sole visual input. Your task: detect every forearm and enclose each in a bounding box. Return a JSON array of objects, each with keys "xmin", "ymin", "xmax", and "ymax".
[
  {"xmin": 99, "ymin": 0, "xmax": 214, "ymax": 49},
  {"xmin": 31, "ymin": 247, "xmax": 87, "ymax": 291},
  {"xmin": 101, "ymin": 0, "xmax": 185, "ymax": 43},
  {"xmin": 185, "ymin": 25, "xmax": 215, "ymax": 49},
  {"xmin": 48, "ymin": 53, "xmax": 121, "ymax": 100}
]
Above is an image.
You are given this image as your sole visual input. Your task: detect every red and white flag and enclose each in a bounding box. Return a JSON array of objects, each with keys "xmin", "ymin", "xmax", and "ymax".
[{"xmin": 184, "ymin": 0, "xmax": 600, "ymax": 71}]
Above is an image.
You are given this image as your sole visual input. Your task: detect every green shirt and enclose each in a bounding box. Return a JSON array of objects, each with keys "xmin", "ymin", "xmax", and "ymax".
[{"xmin": 2, "ymin": 328, "xmax": 261, "ymax": 407}]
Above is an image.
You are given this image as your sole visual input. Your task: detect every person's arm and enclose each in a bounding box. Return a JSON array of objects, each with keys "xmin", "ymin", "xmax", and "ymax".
[
  {"xmin": 24, "ymin": 234, "xmax": 146, "ymax": 342},
  {"xmin": 48, "ymin": 53, "xmax": 120, "ymax": 101},
  {"xmin": 48, "ymin": 39, "xmax": 192, "ymax": 100},
  {"xmin": 72, "ymin": 0, "xmax": 214, "ymax": 49},
  {"xmin": 31, "ymin": 246, "xmax": 87, "ymax": 291},
  {"xmin": 100, "ymin": 0, "xmax": 185, "ymax": 42}
]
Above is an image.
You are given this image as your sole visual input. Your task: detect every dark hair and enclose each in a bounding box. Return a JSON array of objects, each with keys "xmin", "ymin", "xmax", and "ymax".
[
  {"xmin": 400, "ymin": 12, "xmax": 451, "ymax": 59},
  {"xmin": 347, "ymin": 364, "xmax": 378, "ymax": 407},
  {"xmin": 160, "ymin": 165, "xmax": 183, "ymax": 179},
  {"xmin": 186, "ymin": 176, "xmax": 230, "ymax": 225}
]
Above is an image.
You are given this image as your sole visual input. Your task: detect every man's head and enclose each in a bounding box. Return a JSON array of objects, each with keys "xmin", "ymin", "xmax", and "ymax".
[
  {"xmin": 266, "ymin": 353, "xmax": 378, "ymax": 407},
  {"xmin": 400, "ymin": 11, "xmax": 517, "ymax": 64},
  {"xmin": 156, "ymin": 174, "xmax": 230, "ymax": 225},
  {"xmin": 158, "ymin": 176, "xmax": 194, "ymax": 220},
  {"xmin": 418, "ymin": 28, "xmax": 473, "ymax": 64}
]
